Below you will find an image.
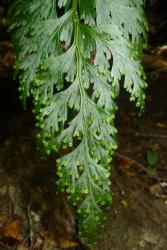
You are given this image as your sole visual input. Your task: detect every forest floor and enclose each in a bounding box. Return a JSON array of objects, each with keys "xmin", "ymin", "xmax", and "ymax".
[{"xmin": 0, "ymin": 41, "xmax": 167, "ymax": 250}]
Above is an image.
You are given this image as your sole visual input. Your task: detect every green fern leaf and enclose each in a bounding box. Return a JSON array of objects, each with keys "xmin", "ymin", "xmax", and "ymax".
[{"xmin": 10, "ymin": 0, "xmax": 147, "ymax": 244}]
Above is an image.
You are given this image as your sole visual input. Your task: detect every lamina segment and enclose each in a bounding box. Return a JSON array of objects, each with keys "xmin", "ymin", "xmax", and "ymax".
[{"xmin": 96, "ymin": 0, "xmax": 148, "ymax": 47}]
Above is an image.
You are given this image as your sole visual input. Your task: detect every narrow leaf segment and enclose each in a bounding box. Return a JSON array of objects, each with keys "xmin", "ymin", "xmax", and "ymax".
[{"xmin": 10, "ymin": 0, "xmax": 147, "ymax": 244}]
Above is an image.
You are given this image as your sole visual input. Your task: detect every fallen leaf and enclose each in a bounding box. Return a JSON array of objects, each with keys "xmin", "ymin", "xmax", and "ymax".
[
  {"xmin": 149, "ymin": 184, "xmax": 167, "ymax": 199},
  {"xmin": 118, "ymin": 158, "xmax": 133, "ymax": 169},
  {"xmin": 121, "ymin": 200, "xmax": 128, "ymax": 208},
  {"xmin": 142, "ymin": 53, "xmax": 167, "ymax": 71},
  {"xmin": 156, "ymin": 45, "xmax": 167, "ymax": 56},
  {"xmin": 40, "ymin": 231, "xmax": 78, "ymax": 249},
  {"xmin": 56, "ymin": 233, "xmax": 78, "ymax": 248},
  {"xmin": 126, "ymin": 170, "xmax": 135, "ymax": 177},
  {"xmin": 156, "ymin": 122, "xmax": 167, "ymax": 128},
  {"xmin": 3, "ymin": 220, "xmax": 21, "ymax": 239},
  {"xmin": 17, "ymin": 243, "xmax": 29, "ymax": 250}
]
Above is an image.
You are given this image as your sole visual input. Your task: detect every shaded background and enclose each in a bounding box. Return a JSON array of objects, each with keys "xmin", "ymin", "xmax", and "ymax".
[{"xmin": 0, "ymin": 1, "xmax": 167, "ymax": 249}]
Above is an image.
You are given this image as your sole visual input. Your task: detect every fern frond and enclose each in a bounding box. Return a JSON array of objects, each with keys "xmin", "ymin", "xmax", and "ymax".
[{"xmin": 10, "ymin": 0, "xmax": 147, "ymax": 244}]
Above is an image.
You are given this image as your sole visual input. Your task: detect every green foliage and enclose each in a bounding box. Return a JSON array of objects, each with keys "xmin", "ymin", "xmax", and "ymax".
[
  {"xmin": 146, "ymin": 148, "xmax": 158, "ymax": 167},
  {"xmin": 10, "ymin": 0, "xmax": 148, "ymax": 244}
]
